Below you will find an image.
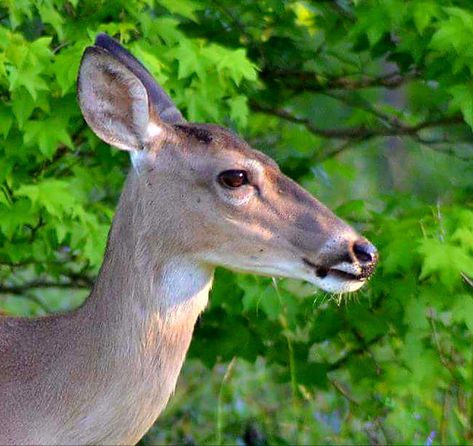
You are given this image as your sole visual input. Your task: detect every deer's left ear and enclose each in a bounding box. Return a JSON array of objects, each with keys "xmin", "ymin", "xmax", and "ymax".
[
  {"xmin": 77, "ymin": 34, "xmax": 183, "ymax": 152},
  {"xmin": 93, "ymin": 34, "xmax": 184, "ymax": 126},
  {"xmin": 78, "ymin": 46, "xmax": 152, "ymax": 151}
]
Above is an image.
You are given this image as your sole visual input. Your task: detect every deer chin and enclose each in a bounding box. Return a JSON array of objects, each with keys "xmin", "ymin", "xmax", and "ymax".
[
  {"xmin": 215, "ymin": 260, "xmax": 367, "ymax": 294},
  {"xmin": 310, "ymin": 273, "xmax": 367, "ymax": 293}
]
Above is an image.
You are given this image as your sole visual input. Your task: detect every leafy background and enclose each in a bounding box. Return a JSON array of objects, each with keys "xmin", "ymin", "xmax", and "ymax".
[{"xmin": 0, "ymin": 0, "xmax": 473, "ymax": 444}]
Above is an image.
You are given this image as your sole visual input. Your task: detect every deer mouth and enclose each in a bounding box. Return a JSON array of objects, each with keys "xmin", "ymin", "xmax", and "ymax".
[
  {"xmin": 303, "ymin": 258, "xmax": 369, "ymax": 284},
  {"xmin": 325, "ymin": 268, "xmax": 365, "ymax": 282},
  {"xmin": 315, "ymin": 265, "xmax": 366, "ymax": 282}
]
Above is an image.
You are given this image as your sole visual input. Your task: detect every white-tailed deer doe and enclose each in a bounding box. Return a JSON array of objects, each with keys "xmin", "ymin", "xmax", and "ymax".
[{"xmin": 0, "ymin": 34, "xmax": 378, "ymax": 445}]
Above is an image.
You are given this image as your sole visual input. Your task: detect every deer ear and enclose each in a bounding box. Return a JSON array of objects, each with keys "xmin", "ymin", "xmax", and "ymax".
[
  {"xmin": 78, "ymin": 46, "xmax": 151, "ymax": 151},
  {"xmin": 77, "ymin": 35, "xmax": 183, "ymax": 152},
  {"xmin": 93, "ymin": 34, "xmax": 184, "ymax": 126}
]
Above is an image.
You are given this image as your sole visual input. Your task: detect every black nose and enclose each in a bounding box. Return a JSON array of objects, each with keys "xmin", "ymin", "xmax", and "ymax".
[{"xmin": 352, "ymin": 239, "xmax": 378, "ymax": 265}]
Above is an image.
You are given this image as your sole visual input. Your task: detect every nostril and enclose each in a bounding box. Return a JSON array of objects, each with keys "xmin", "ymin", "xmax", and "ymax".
[{"xmin": 352, "ymin": 239, "xmax": 378, "ymax": 264}]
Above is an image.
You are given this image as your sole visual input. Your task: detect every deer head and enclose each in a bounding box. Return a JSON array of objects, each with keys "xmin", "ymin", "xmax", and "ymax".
[{"xmin": 77, "ymin": 34, "xmax": 378, "ymax": 295}]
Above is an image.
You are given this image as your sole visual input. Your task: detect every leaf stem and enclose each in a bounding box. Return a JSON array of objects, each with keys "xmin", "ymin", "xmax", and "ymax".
[{"xmin": 216, "ymin": 357, "xmax": 236, "ymax": 446}]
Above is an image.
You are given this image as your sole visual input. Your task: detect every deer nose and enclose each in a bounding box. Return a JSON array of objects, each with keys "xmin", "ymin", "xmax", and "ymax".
[{"xmin": 351, "ymin": 239, "xmax": 378, "ymax": 266}]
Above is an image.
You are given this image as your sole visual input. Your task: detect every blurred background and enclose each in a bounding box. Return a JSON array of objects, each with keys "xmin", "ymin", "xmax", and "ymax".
[{"xmin": 0, "ymin": 0, "xmax": 473, "ymax": 444}]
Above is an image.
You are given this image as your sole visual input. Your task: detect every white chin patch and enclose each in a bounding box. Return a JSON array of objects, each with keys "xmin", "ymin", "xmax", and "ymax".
[
  {"xmin": 238, "ymin": 262, "xmax": 367, "ymax": 294},
  {"xmin": 313, "ymin": 275, "xmax": 366, "ymax": 293},
  {"xmin": 253, "ymin": 265, "xmax": 366, "ymax": 294}
]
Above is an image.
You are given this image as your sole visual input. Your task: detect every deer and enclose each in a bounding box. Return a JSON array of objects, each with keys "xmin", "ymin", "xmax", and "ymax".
[{"xmin": 0, "ymin": 34, "xmax": 378, "ymax": 445}]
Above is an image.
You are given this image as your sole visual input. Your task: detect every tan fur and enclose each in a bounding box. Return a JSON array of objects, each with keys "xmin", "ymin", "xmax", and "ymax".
[{"xmin": 0, "ymin": 36, "xmax": 378, "ymax": 445}]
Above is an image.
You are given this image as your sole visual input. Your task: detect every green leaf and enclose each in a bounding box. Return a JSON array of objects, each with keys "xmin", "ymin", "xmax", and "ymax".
[
  {"xmin": 6, "ymin": 36, "xmax": 52, "ymax": 99},
  {"xmin": 7, "ymin": 64, "xmax": 49, "ymax": 99},
  {"xmin": 0, "ymin": 199, "xmax": 37, "ymax": 239},
  {"xmin": 53, "ymin": 45, "xmax": 83, "ymax": 95},
  {"xmin": 0, "ymin": 103, "xmax": 13, "ymax": 138},
  {"xmin": 418, "ymin": 238, "xmax": 473, "ymax": 289},
  {"xmin": 240, "ymin": 276, "xmax": 281, "ymax": 320},
  {"xmin": 11, "ymin": 88, "xmax": 37, "ymax": 128},
  {"xmin": 295, "ymin": 361, "xmax": 329, "ymax": 388},
  {"xmin": 5, "ymin": 0, "xmax": 33, "ymax": 29},
  {"xmin": 0, "ymin": 158, "xmax": 13, "ymax": 184},
  {"xmin": 452, "ymin": 295, "xmax": 473, "ymax": 332},
  {"xmin": 228, "ymin": 95, "xmax": 249, "ymax": 128},
  {"xmin": 217, "ymin": 48, "xmax": 258, "ymax": 85},
  {"xmin": 453, "ymin": 227, "xmax": 473, "ymax": 250},
  {"xmin": 183, "ymin": 85, "xmax": 221, "ymax": 121},
  {"xmin": 83, "ymin": 221, "xmax": 108, "ymax": 268},
  {"xmin": 413, "ymin": 2, "xmax": 439, "ymax": 34},
  {"xmin": 23, "ymin": 116, "xmax": 72, "ymax": 158},
  {"xmin": 37, "ymin": 1, "xmax": 64, "ymax": 39},
  {"xmin": 403, "ymin": 297, "xmax": 429, "ymax": 331},
  {"xmin": 0, "ymin": 52, "xmax": 8, "ymax": 82},
  {"xmin": 347, "ymin": 305, "xmax": 388, "ymax": 342},
  {"xmin": 16, "ymin": 179, "xmax": 80, "ymax": 218},
  {"xmin": 157, "ymin": 0, "xmax": 203, "ymax": 21},
  {"xmin": 174, "ymin": 39, "xmax": 206, "ymax": 80}
]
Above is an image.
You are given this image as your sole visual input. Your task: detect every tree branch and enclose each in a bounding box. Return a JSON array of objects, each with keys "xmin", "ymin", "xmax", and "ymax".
[
  {"xmin": 0, "ymin": 277, "xmax": 93, "ymax": 296},
  {"xmin": 328, "ymin": 333, "xmax": 385, "ymax": 372},
  {"xmin": 260, "ymin": 68, "xmax": 418, "ymax": 92},
  {"xmin": 250, "ymin": 101, "xmax": 465, "ymax": 140},
  {"xmin": 413, "ymin": 136, "xmax": 473, "ymax": 161},
  {"xmin": 321, "ymin": 90, "xmax": 405, "ymax": 130}
]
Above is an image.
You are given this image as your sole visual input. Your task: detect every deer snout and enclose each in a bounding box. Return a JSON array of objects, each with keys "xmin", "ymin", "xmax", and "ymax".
[
  {"xmin": 323, "ymin": 237, "xmax": 378, "ymax": 281},
  {"xmin": 303, "ymin": 235, "xmax": 378, "ymax": 293},
  {"xmin": 350, "ymin": 238, "xmax": 378, "ymax": 278}
]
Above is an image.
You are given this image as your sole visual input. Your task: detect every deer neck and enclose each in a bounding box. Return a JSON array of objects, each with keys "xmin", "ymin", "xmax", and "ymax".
[
  {"xmin": 87, "ymin": 172, "xmax": 213, "ymax": 334},
  {"xmin": 72, "ymin": 174, "xmax": 213, "ymax": 443}
]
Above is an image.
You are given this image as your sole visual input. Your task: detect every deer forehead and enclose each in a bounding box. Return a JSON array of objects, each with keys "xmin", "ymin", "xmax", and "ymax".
[
  {"xmin": 137, "ymin": 124, "xmax": 278, "ymax": 180},
  {"xmin": 170, "ymin": 124, "xmax": 276, "ymax": 166}
]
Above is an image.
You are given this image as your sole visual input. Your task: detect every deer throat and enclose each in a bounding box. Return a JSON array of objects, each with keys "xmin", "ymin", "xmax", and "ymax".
[{"xmin": 56, "ymin": 258, "xmax": 214, "ymax": 445}]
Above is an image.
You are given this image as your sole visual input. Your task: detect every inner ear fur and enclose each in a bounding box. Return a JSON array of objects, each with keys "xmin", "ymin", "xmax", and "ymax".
[
  {"xmin": 94, "ymin": 33, "xmax": 184, "ymax": 125},
  {"xmin": 77, "ymin": 46, "xmax": 152, "ymax": 152}
]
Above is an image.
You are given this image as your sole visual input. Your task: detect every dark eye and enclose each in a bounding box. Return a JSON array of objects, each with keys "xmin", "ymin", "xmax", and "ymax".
[{"xmin": 218, "ymin": 170, "xmax": 249, "ymax": 189}]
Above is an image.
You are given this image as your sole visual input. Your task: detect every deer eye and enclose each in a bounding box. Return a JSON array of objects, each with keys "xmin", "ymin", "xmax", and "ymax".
[{"xmin": 218, "ymin": 170, "xmax": 249, "ymax": 189}]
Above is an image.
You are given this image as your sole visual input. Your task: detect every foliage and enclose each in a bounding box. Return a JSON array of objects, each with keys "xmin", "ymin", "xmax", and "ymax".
[{"xmin": 0, "ymin": 0, "xmax": 473, "ymax": 444}]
